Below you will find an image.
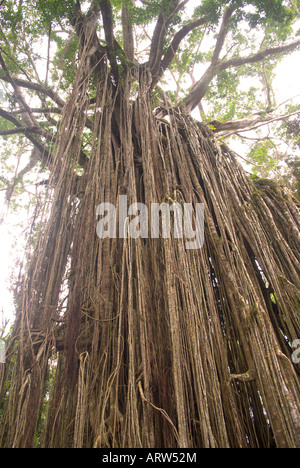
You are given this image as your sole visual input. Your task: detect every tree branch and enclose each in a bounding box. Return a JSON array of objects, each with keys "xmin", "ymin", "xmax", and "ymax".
[
  {"xmin": 212, "ymin": 112, "xmax": 275, "ymax": 133},
  {"xmin": 99, "ymin": 0, "xmax": 115, "ymax": 51},
  {"xmin": 0, "ymin": 73, "xmax": 65, "ymax": 108},
  {"xmin": 218, "ymin": 38, "xmax": 300, "ymax": 72},
  {"xmin": 182, "ymin": 5, "xmax": 237, "ymax": 112},
  {"xmin": 0, "ymin": 106, "xmax": 56, "ymax": 144},
  {"xmin": 0, "ymin": 108, "xmax": 52, "ymax": 163},
  {"xmin": 183, "ymin": 35, "xmax": 300, "ymax": 114},
  {"xmin": 0, "ymin": 107, "xmax": 89, "ymax": 168},
  {"xmin": 212, "ymin": 5, "xmax": 237, "ymax": 66},
  {"xmin": 148, "ymin": 1, "xmax": 182, "ymax": 76},
  {"xmin": 87, "ymin": 0, "xmax": 102, "ymax": 18},
  {"xmin": 262, "ymin": 70, "xmax": 273, "ymax": 110},
  {"xmin": 0, "ymin": 50, "xmax": 41, "ymax": 128},
  {"xmin": 98, "ymin": 0, "xmax": 129, "ymax": 79},
  {"xmin": 153, "ymin": 15, "xmax": 207, "ymax": 86},
  {"xmin": 11, "ymin": 107, "xmax": 62, "ymax": 116},
  {"xmin": 45, "ymin": 23, "xmax": 52, "ymax": 85},
  {"xmin": 148, "ymin": 12, "xmax": 168, "ymax": 75},
  {"xmin": 0, "ymin": 126, "xmax": 44, "ymax": 137},
  {"xmin": 122, "ymin": 3, "xmax": 134, "ymax": 62},
  {"xmin": 0, "ymin": 56, "xmax": 59, "ymax": 145},
  {"xmin": 173, "ymin": 0, "xmax": 190, "ymax": 15},
  {"xmin": 216, "ymin": 110, "xmax": 300, "ymax": 138},
  {"xmin": 69, "ymin": 3, "xmax": 109, "ymax": 90},
  {"xmin": 5, "ymin": 147, "xmax": 41, "ymax": 202},
  {"xmin": 9, "ymin": 106, "xmax": 94, "ymax": 130}
]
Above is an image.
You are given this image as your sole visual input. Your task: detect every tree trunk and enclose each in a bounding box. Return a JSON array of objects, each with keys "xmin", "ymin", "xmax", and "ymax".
[{"xmin": 0, "ymin": 49, "xmax": 299, "ymax": 448}]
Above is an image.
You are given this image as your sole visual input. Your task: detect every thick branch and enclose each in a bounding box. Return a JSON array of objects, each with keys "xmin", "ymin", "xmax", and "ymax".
[
  {"xmin": 0, "ymin": 108, "xmax": 52, "ymax": 162},
  {"xmin": 100, "ymin": 0, "xmax": 115, "ymax": 51},
  {"xmin": 87, "ymin": 0, "xmax": 102, "ymax": 18},
  {"xmin": 148, "ymin": 1, "xmax": 181, "ymax": 76},
  {"xmin": 69, "ymin": 5, "xmax": 108, "ymax": 90},
  {"xmin": 218, "ymin": 38, "xmax": 300, "ymax": 71},
  {"xmin": 0, "ymin": 126, "xmax": 44, "ymax": 137},
  {"xmin": 99, "ymin": 0, "xmax": 128, "ymax": 78},
  {"xmin": 211, "ymin": 5, "xmax": 237, "ymax": 66},
  {"xmin": 122, "ymin": 3, "xmax": 134, "ymax": 62},
  {"xmin": 10, "ymin": 106, "xmax": 92, "ymax": 130},
  {"xmin": 0, "ymin": 108, "xmax": 89, "ymax": 168},
  {"xmin": 182, "ymin": 5, "xmax": 237, "ymax": 112},
  {"xmin": 173, "ymin": 0, "xmax": 190, "ymax": 15},
  {"xmin": 148, "ymin": 13, "xmax": 167, "ymax": 75},
  {"xmin": 0, "ymin": 51, "xmax": 40, "ymax": 128},
  {"xmin": 11, "ymin": 107, "xmax": 62, "ymax": 116},
  {"xmin": 212, "ymin": 112, "xmax": 275, "ymax": 133},
  {"xmin": 183, "ymin": 37, "xmax": 300, "ymax": 113},
  {"xmin": 0, "ymin": 73, "xmax": 65, "ymax": 108},
  {"xmin": 5, "ymin": 147, "xmax": 41, "ymax": 202},
  {"xmin": 0, "ymin": 57, "xmax": 57, "ymax": 141},
  {"xmin": 215, "ymin": 110, "xmax": 300, "ymax": 138},
  {"xmin": 153, "ymin": 15, "xmax": 207, "ymax": 86},
  {"xmin": 0, "ymin": 107, "xmax": 25, "ymax": 128},
  {"xmin": 0, "ymin": 106, "xmax": 56, "ymax": 145}
]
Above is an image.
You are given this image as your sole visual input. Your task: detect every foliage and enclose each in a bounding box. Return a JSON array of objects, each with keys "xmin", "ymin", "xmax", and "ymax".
[
  {"xmin": 285, "ymin": 114, "xmax": 300, "ymax": 148},
  {"xmin": 281, "ymin": 115, "xmax": 300, "ymax": 198},
  {"xmin": 248, "ymin": 139, "xmax": 278, "ymax": 176},
  {"xmin": 36, "ymin": 0, "xmax": 77, "ymax": 27}
]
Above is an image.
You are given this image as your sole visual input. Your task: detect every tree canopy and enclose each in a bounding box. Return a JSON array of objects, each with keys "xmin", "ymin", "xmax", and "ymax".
[
  {"xmin": 0, "ymin": 0, "xmax": 300, "ymax": 450},
  {"xmin": 0, "ymin": 0, "xmax": 300, "ymax": 201}
]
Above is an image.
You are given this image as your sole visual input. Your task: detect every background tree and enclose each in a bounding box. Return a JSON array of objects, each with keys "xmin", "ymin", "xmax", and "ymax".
[{"xmin": 0, "ymin": 0, "xmax": 299, "ymax": 448}]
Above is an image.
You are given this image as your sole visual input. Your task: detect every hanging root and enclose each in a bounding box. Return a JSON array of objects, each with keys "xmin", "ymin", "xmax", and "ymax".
[{"xmin": 0, "ymin": 52, "xmax": 299, "ymax": 448}]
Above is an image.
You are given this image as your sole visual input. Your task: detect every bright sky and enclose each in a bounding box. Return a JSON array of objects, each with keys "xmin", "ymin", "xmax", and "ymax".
[
  {"xmin": 274, "ymin": 51, "xmax": 300, "ymax": 102},
  {"xmin": 0, "ymin": 205, "xmax": 23, "ymax": 328},
  {"xmin": 0, "ymin": 2, "xmax": 299, "ymax": 330}
]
